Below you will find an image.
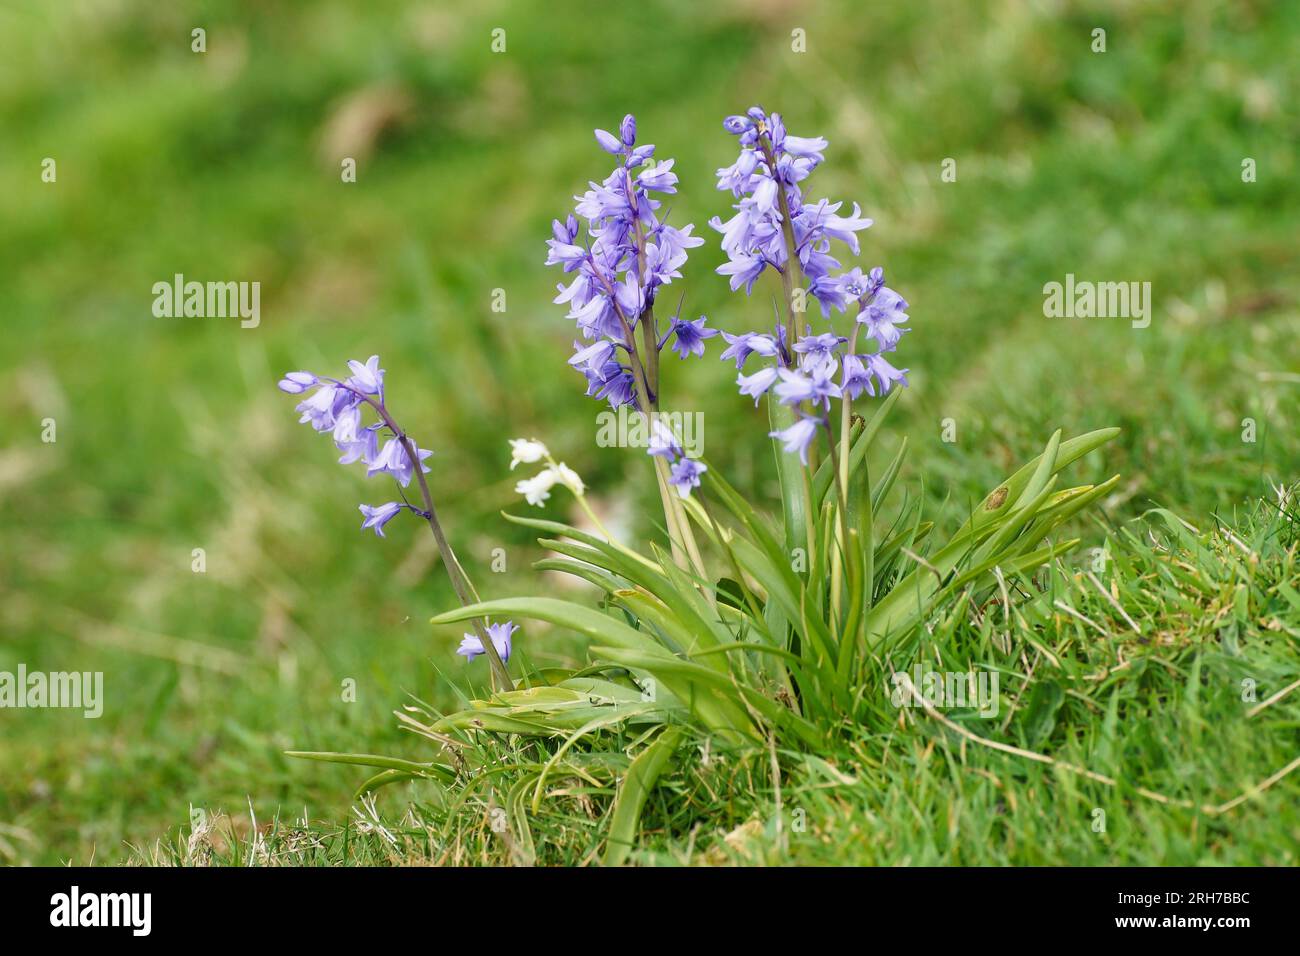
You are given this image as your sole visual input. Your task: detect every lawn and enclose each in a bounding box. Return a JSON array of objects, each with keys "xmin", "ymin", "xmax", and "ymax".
[{"xmin": 1, "ymin": 0, "xmax": 1297, "ymax": 866}]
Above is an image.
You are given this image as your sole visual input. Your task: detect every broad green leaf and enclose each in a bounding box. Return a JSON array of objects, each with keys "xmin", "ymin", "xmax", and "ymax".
[
  {"xmin": 589, "ymin": 644, "xmax": 755, "ymax": 741},
  {"xmin": 604, "ymin": 726, "xmax": 684, "ymax": 866},
  {"xmin": 955, "ymin": 427, "xmax": 1119, "ymax": 540}
]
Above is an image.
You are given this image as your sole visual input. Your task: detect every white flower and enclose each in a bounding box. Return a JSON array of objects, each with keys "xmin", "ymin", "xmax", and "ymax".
[
  {"xmin": 509, "ymin": 438, "xmax": 549, "ymax": 470},
  {"xmin": 515, "ymin": 470, "xmax": 559, "ymax": 506},
  {"xmin": 514, "ymin": 463, "xmax": 585, "ymax": 506},
  {"xmin": 551, "ymin": 462, "xmax": 585, "ymax": 496}
]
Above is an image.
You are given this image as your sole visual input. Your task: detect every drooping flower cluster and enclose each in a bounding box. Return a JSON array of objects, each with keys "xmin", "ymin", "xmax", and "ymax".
[
  {"xmin": 510, "ymin": 438, "xmax": 586, "ymax": 507},
  {"xmin": 280, "ymin": 359, "xmax": 520, "ymax": 674},
  {"xmin": 546, "ymin": 115, "xmax": 715, "ymax": 408},
  {"xmin": 712, "ymin": 107, "xmax": 912, "ymax": 463},
  {"xmin": 278, "ymin": 356, "xmax": 433, "ymax": 536},
  {"xmin": 711, "ymin": 107, "xmax": 875, "ymax": 314}
]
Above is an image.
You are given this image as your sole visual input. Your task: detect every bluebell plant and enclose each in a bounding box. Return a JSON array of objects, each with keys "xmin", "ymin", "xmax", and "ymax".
[
  {"xmin": 544, "ymin": 114, "xmax": 716, "ymax": 575},
  {"xmin": 283, "ymin": 109, "xmax": 1119, "ymax": 862}
]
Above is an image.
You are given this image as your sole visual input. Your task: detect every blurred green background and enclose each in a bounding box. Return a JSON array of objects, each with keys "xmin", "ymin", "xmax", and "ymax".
[{"xmin": 1, "ymin": 0, "xmax": 1296, "ymax": 864}]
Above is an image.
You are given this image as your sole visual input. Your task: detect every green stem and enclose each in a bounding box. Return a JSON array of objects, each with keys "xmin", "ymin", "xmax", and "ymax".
[
  {"xmin": 829, "ymin": 328, "xmax": 860, "ymax": 620},
  {"xmin": 340, "ymin": 384, "xmax": 511, "ymax": 691},
  {"xmin": 400, "ymin": 436, "xmax": 512, "ymax": 693},
  {"xmin": 758, "ymin": 128, "xmax": 816, "ymax": 565}
]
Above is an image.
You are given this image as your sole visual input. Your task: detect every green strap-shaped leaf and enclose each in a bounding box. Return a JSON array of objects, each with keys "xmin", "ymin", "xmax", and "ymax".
[
  {"xmin": 431, "ymin": 597, "xmax": 666, "ymax": 656},
  {"xmin": 284, "ymin": 751, "xmax": 455, "ymax": 782},
  {"xmin": 589, "ymin": 645, "xmax": 755, "ymax": 742},
  {"xmin": 603, "ymin": 726, "xmax": 684, "ymax": 866},
  {"xmin": 955, "ymin": 427, "xmax": 1118, "ymax": 540}
]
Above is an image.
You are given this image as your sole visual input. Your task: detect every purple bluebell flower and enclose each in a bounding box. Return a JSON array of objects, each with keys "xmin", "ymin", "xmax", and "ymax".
[
  {"xmin": 643, "ymin": 223, "xmax": 703, "ymax": 294},
  {"xmin": 457, "ymin": 621, "xmax": 518, "ymax": 663},
  {"xmin": 637, "ymin": 159, "xmax": 678, "ymax": 194},
  {"xmin": 769, "ymin": 415, "xmax": 824, "ymax": 465},
  {"xmin": 545, "ymin": 238, "xmax": 588, "ymax": 270},
  {"xmin": 567, "ymin": 293, "xmax": 624, "ymax": 342},
  {"xmin": 723, "ymin": 114, "xmax": 752, "ymax": 135},
  {"xmin": 716, "ymin": 253, "xmax": 767, "ymax": 294},
  {"xmin": 367, "ymin": 437, "xmax": 433, "ymax": 488},
  {"xmin": 346, "ymin": 355, "xmax": 385, "ymax": 396},
  {"xmin": 867, "ymin": 266, "xmax": 886, "ymax": 294},
  {"xmin": 781, "ymin": 134, "xmax": 829, "ymax": 163},
  {"xmin": 552, "ymin": 214, "xmax": 579, "ymax": 243},
  {"xmin": 332, "ymin": 404, "xmax": 363, "ymax": 447},
  {"xmin": 295, "ymin": 384, "xmax": 339, "ymax": 432},
  {"xmin": 864, "ymin": 352, "xmax": 909, "ymax": 393},
  {"xmin": 807, "ymin": 274, "xmax": 853, "ymax": 316},
  {"xmin": 583, "ymin": 359, "xmax": 638, "ymax": 409},
  {"xmin": 627, "ymin": 144, "xmax": 655, "ymax": 166},
  {"xmin": 297, "ymin": 383, "xmax": 365, "ymax": 434},
  {"xmin": 840, "ymin": 354, "xmax": 875, "ymax": 401},
  {"xmin": 359, "ymin": 502, "xmax": 404, "ymax": 538},
  {"xmin": 668, "ymin": 315, "xmax": 719, "ymax": 359},
  {"xmin": 836, "ymin": 267, "xmax": 872, "ymax": 304},
  {"xmin": 857, "ymin": 286, "xmax": 910, "ymax": 351},
  {"xmin": 594, "ymin": 127, "xmax": 623, "ymax": 154},
  {"xmin": 668, "ymin": 458, "xmax": 708, "ymax": 499},
  {"xmin": 278, "ymin": 371, "xmax": 318, "ymax": 394},
  {"xmin": 792, "ymin": 330, "xmax": 847, "ymax": 375},
  {"xmin": 648, "ymin": 419, "xmax": 684, "ymax": 459},
  {"xmin": 643, "ymin": 417, "xmax": 704, "ymax": 500},
  {"xmin": 774, "ymin": 367, "xmax": 842, "ymax": 410},
  {"xmin": 719, "ymin": 330, "xmax": 780, "ymax": 369},
  {"xmin": 709, "ymin": 108, "xmax": 913, "ymax": 463},
  {"xmin": 337, "ymin": 424, "xmax": 380, "ymax": 465},
  {"xmin": 737, "ymin": 366, "xmax": 780, "ymax": 405},
  {"xmin": 804, "ymin": 199, "xmax": 873, "ymax": 256},
  {"xmin": 568, "ymin": 339, "xmax": 615, "ymax": 372}
]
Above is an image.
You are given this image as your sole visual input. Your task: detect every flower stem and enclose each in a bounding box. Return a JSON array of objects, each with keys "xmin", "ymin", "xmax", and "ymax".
[
  {"xmin": 341, "ymin": 384, "xmax": 511, "ymax": 691},
  {"xmin": 829, "ymin": 328, "xmax": 859, "ymax": 620},
  {"xmin": 758, "ymin": 128, "xmax": 817, "ymax": 564},
  {"xmin": 591, "ymin": 265, "xmax": 708, "ymax": 587}
]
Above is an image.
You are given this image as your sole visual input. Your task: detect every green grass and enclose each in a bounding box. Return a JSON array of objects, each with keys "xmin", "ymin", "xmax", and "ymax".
[
  {"xmin": 0, "ymin": 0, "xmax": 1297, "ymax": 865},
  {"xmin": 134, "ymin": 498, "xmax": 1300, "ymax": 866}
]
